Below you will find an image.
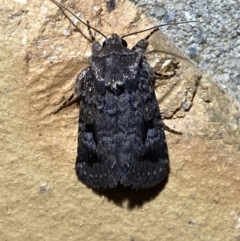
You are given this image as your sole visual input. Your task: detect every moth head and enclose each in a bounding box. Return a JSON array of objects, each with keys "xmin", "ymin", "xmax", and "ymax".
[{"xmin": 102, "ymin": 34, "xmax": 127, "ymax": 48}]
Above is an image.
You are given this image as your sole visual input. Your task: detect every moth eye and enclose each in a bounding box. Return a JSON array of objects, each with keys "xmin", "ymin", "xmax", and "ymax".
[
  {"xmin": 121, "ymin": 39, "xmax": 127, "ymax": 47},
  {"xmin": 102, "ymin": 40, "xmax": 106, "ymax": 47}
]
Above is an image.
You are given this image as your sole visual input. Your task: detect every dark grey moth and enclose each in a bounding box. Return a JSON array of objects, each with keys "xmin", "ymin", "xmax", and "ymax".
[
  {"xmin": 77, "ymin": 35, "xmax": 168, "ymax": 189},
  {"xmin": 51, "ymin": 0, "xmax": 188, "ymax": 189}
]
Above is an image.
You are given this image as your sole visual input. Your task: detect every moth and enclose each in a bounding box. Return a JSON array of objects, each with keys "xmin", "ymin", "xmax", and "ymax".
[{"xmin": 51, "ymin": 0, "xmax": 189, "ymax": 189}]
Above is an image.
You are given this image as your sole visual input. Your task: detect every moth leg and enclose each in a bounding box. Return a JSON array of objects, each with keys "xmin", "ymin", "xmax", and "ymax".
[
  {"xmin": 52, "ymin": 93, "xmax": 77, "ymax": 114},
  {"xmin": 53, "ymin": 67, "xmax": 90, "ymax": 114},
  {"xmin": 144, "ymin": 28, "xmax": 159, "ymax": 40},
  {"xmin": 131, "ymin": 28, "xmax": 159, "ymax": 54},
  {"xmin": 154, "ymin": 71, "xmax": 175, "ymax": 79},
  {"xmin": 162, "ymin": 121, "xmax": 182, "ymax": 135},
  {"xmin": 151, "ymin": 71, "xmax": 175, "ymax": 87},
  {"xmin": 132, "ymin": 28, "xmax": 176, "ymax": 83}
]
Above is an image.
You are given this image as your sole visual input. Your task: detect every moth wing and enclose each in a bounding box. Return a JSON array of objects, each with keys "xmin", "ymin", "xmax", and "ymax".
[
  {"xmin": 75, "ymin": 68, "xmax": 119, "ymax": 189},
  {"xmin": 118, "ymin": 60, "xmax": 169, "ymax": 189}
]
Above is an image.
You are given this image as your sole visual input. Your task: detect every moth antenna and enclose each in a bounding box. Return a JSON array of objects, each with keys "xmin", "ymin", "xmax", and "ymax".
[
  {"xmin": 144, "ymin": 28, "xmax": 159, "ymax": 40},
  {"xmin": 49, "ymin": 0, "xmax": 106, "ymax": 39},
  {"xmin": 121, "ymin": 20, "xmax": 197, "ymax": 38}
]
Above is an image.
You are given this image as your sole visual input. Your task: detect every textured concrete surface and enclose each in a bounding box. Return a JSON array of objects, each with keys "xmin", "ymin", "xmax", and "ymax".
[
  {"xmin": 0, "ymin": 0, "xmax": 239, "ymax": 240},
  {"xmin": 131, "ymin": 0, "xmax": 240, "ymax": 105}
]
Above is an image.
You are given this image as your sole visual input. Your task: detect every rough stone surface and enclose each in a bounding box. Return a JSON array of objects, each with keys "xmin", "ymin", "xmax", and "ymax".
[
  {"xmin": 130, "ymin": 0, "xmax": 240, "ymax": 106},
  {"xmin": 0, "ymin": 0, "xmax": 239, "ymax": 241}
]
